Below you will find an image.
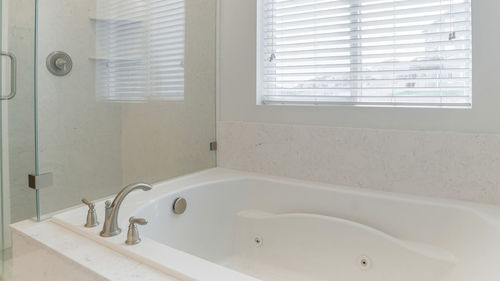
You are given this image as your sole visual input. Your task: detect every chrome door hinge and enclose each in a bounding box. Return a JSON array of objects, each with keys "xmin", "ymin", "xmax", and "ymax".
[
  {"xmin": 28, "ymin": 173, "xmax": 53, "ymax": 190},
  {"xmin": 210, "ymin": 141, "xmax": 217, "ymax": 151}
]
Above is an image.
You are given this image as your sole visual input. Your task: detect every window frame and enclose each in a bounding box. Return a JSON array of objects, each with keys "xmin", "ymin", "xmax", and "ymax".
[{"xmin": 256, "ymin": 0, "xmax": 473, "ymax": 109}]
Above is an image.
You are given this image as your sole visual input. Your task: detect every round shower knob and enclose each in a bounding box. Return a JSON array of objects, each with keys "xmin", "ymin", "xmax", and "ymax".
[{"xmin": 46, "ymin": 51, "xmax": 72, "ymax": 76}]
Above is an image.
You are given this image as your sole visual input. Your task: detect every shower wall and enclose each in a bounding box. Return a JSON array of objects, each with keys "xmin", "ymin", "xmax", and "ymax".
[
  {"xmin": 36, "ymin": 0, "xmax": 217, "ymax": 215},
  {"xmin": 37, "ymin": 0, "xmax": 123, "ymax": 215},
  {"xmin": 121, "ymin": 0, "xmax": 217, "ymax": 184}
]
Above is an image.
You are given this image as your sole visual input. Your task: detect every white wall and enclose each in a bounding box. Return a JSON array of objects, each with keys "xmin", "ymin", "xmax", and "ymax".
[
  {"xmin": 217, "ymin": 0, "xmax": 500, "ymax": 204},
  {"xmin": 219, "ymin": 0, "xmax": 500, "ymax": 133}
]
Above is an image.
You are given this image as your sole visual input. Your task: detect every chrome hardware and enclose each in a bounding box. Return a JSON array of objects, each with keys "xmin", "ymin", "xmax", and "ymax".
[
  {"xmin": 173, "ymin": 197, "xmax": 187, "ymax": 214},
  {"xmin": 100, "ymin": 183, "xmax": 152, "ymax": 237},
  {"xmin": 46, "ymin": 51, "xmax": 72, "ymax": 76},
  {"xmin": 125, "ymin": 216, "xmax": 148, "ymax": 245},
  {"xmin": 268, "ymin": 53, "xmax": 276, "ymax": 62},
  {"xmin": 81, "ymin": 199, "xmax": 99, "ymax": 228},
  {"xmin": 0, "ymin": 52, "xmax": 17, "ymax": 100},
  {"xmin": 448, "ymin": 31, "xmax": 456, "ymax": 41},
  {"xmin": 28, "ymin": 173, "xmax": 53, "ymax": 190},
  {"xmin": 210, "ymin": 141, "xmax": 217, "ymax": 151}
]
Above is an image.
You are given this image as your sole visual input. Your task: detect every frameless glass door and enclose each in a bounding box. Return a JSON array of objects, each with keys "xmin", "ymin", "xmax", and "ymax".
[{"xmin": 0, "ymin": 0, "xmax": 38, "ymax": 279}]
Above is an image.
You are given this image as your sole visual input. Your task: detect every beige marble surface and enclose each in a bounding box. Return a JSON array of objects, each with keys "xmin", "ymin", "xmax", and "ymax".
[
  {"xmin": 217, "ymin": 121, "xmax": 500, "ymax": 205},
  {"xmin": 10, "ymin": 220, "xmax": 178, "ymax": 281}
]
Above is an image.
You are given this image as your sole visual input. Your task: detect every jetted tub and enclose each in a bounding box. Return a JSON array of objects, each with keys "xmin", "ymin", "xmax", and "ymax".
[{"xmin": 53, "ymin": 168, "xmax": 500, "ymax": 281}]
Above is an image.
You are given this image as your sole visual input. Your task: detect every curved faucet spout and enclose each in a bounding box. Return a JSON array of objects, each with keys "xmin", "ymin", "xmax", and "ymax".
[{"xmin": 100, "ymin": 183, "xmax": 152, "ymax": 237}]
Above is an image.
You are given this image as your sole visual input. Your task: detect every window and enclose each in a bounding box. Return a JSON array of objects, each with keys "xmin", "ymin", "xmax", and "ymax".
[
  {"xmin": 258, "ymin": 0, "xmax": 472, "ymax": 107},
  {"xmin": 95, "ymin": 0, "xmax": 185, "ymax": 101}
]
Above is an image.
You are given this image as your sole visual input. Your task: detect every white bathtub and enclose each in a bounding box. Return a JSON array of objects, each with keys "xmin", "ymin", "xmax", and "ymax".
[{"xmin": 53, "ymin": 168, "xmax": 500, "ymax": 281}]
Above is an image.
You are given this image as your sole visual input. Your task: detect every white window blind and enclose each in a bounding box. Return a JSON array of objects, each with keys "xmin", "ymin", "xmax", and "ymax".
[
  {"xmin": 259, "ymin": 0, "xmax": 472, "ymax": 107},
  {"xmin": 95, "ymin": 0, "xmax": 185, "ymax": 101}
]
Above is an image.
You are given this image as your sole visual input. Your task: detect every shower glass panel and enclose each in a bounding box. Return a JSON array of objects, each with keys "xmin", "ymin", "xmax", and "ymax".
[
  {"xmin": 0, "ymin": 0, "xmax": 37, "ymax": 279},
  {"xmin": 4, "ymin": 0, "xmax": 37, "ymax": 222},
  {"xmin": 36, "ymin": 0, "xmax": 217, "ymax": 216}
]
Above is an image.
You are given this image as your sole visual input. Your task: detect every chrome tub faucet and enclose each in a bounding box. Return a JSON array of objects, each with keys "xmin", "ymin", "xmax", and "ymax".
[{"xmin": 100, "ymin": 183, "xmax": 152, "ymax": 237}]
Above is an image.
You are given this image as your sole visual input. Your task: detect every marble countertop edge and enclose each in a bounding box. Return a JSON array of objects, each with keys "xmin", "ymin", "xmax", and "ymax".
[{"xmin": 10, "ymin": 219, "xmax": 179, "ymax": 281}]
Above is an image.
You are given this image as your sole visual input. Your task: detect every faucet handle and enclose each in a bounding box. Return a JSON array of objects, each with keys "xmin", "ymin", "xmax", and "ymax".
[
  {"xmin": 129, "ymin": 216, "xmax": 148, "ymax": 225},
  {"xmin": 82, "ymin": 198, "xmax": 95, "ymax": 209},
  {"xmin": 126, "ymin": 216, "xmax": 148, "ymax": 245},
  {"xmin": 81, "ymin": 198, "xmax": 98, "ymax": 228}
]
